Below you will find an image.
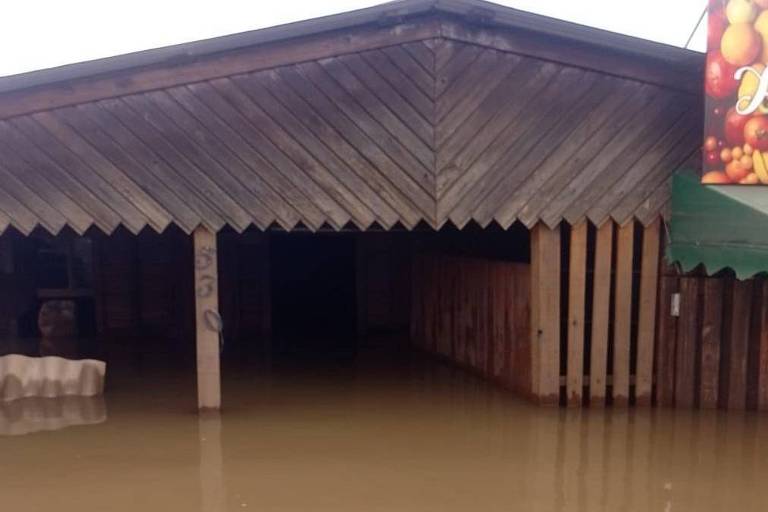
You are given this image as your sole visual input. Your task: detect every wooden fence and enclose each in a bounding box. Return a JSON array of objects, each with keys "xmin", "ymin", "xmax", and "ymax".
[
  {"xmin": 657, "ymin": 271, "xmax": 768, "ymax": 411},
  {"xmin": 411, "ymin": 254, "xmax": 531, "ymax": 395}
]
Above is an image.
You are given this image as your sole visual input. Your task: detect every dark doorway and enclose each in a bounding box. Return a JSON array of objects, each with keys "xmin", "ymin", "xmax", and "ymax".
[{"xmin": 270, "ymin": 233, "xmax": 357, "ymax": 359}]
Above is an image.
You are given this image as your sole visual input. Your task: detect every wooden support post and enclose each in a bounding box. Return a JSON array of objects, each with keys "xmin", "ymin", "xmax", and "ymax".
[
  {"xmin": 530, "ymin": 223, "xmax": 561, "ymax": 405},
  {"xmin": 590, "ymin": 222, "xmax": 613, "ymax": 407},
  {"xmin": 635, "ymin": 219, "xmax": 660, "ymax": 406},
  {"xmin": 724, "ymin": 280, "xmax": 752, "ymax": 410},
  {"xmin": 566, "ymin": 222, "xmax": 588, "ymax": 407},
  {"xmin": 612, "ymin": 222, "xmax": 634, "ymax": 407},
  {"xmin": 194, "ymin": 226, "xmax": 221, "ymax": 410},
  {"xmin": 675, "ymin": 277, "xmax": 699, "ymax": 408},
  {"xmin": 656, "ymin": 268, "xmax": 679, "ymax": 407}
]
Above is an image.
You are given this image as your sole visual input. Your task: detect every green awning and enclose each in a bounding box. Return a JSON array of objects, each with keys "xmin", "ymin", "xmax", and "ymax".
[{"xmin": 668, "ymin": 172, "xmax": 768, "ymax": 280}]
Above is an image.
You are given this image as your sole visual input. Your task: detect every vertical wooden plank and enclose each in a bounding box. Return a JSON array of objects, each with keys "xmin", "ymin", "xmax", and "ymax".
[
  {"xmin": 674, "ymin": 277, "xmax": 700, "ymax": 408},
  {"xmin": 566, "ymin": 221, "xmax": 588, "ymax": 407},
  {"xmin": 194, "ymin": 226, "xmax": 221, "ymax": 410},
  {"xmin": 724, "ymin": 279, "xmax": 752, "ymax": 410},
  {"xmin": 758, "ymin": 280, "xmax": 768, "ymax": 411},
  {"xmin": 656, "ymin": 269, "xmax": 679, "ymax": 407},
  {"xmin": 635, "ymin": 219, "xmax": 660, "ymax": 406},
  {"xmin": 530, "ymin": 223, "xmax": 561, "ymax": 405},
  {"xmin": 700, "ymin": 278, "xmax": 723, "ymax": 409},
  {"xmin": 590, "ymin": 222, "xmax": 613, "ymax": 407},
  {"xmin": 612, "ymin": 222, "xmax": 634, "ymax": 407}
]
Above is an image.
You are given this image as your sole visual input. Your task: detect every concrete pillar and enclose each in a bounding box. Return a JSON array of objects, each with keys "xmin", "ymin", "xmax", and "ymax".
[{"xmin": 193, "ymin": 226, "xmax": 221, "ymax": 410}]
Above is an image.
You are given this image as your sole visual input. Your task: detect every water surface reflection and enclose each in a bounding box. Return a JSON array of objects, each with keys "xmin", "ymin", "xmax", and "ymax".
[{"xmin": 1, "ymin": 355, "xmax": 767, "ymax": 511}]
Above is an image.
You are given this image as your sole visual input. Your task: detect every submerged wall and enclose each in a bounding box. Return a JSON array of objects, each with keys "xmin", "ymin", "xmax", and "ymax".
[{"xmin": 411, "ymin": 254, "xmax": 532, "ymax": 396}]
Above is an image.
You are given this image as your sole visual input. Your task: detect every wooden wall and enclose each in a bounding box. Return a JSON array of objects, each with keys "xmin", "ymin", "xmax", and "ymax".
[
  {"xmin": 656, "ymin": 270, "xmax": 768, "ymax": 411},
  {"xmin": 541, "ymin": 219, "xmax": 663, "ymax": 407},
  {"xmin": 94, "ymin": 227, "xmax": 195, "ymax": 362},
  {"xmin": 411, "ymin": 253, "xmax": 531, "ymax": 395}
]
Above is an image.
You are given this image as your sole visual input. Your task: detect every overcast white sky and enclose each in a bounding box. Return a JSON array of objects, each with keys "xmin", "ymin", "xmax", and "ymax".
[{"xmin": 0, "ymin": 0, "xmax": 708, "ymax": 78}]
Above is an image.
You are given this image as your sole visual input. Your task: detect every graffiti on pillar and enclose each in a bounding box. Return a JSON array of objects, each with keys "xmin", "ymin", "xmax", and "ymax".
[{"xmin": 195, "ymin": 244, "xmax": 222, "ymax": 334}]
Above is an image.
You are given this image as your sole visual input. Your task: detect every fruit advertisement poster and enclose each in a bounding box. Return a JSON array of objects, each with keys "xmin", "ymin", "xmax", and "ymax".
[{"xmin": 705, "ymin": 0, "xmax": 768, "ymax": 185}]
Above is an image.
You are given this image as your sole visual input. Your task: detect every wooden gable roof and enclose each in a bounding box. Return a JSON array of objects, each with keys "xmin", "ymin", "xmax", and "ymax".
[{"xmin": 0, "ymin": 0, "xmax": 704, "ymax": 235}]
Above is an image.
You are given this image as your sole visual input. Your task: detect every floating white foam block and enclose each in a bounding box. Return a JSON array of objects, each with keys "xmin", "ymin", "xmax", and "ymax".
[
  {"xmin": 0, "ymin": 354, "xmax": 106, "ymax": 402},
  {"xmin": 0, "ymin": 395, "xmax": 107, "ymax": 436}
]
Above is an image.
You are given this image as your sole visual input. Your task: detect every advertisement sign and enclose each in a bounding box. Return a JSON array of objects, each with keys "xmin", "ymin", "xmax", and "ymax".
[{"xmin": 704, "ymin": 0, "xmax": 768, "ymax": 184}]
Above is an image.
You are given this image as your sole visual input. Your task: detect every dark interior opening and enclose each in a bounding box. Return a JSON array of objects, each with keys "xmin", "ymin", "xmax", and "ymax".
[{"xmin": 269, "ymin": 232, "xmax": 358, "ymax": 359}]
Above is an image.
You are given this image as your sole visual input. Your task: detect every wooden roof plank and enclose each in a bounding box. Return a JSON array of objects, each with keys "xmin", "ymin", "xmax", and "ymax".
[
  {"xmin": 137, "ymin": 91, "xmax": 300, "ymax": 230},
  {"xmin": 359, "ymin": 49, "xmax": 434, "ymax": 124},
  {"xmin": 400, "ymin": 41, "xmax": 435, "ymax": 79},
  {"xmin": 77, "ymin": 101, "xmax": 224, "ymax": 232},
  {"xmin": 98, "ymin": 98, "xmax": 250, "ymax": 232},
  {"xmin": 498, "ymin": 79, "xmax": 640, "ymax": 228},
  {"xmin": 472, "ymin": 75, "xmax": 618, "ymax": 228},
  {"xmin": 517, "ymin": 83, "xmax": 656, "ymax": 228},
  {"xmin": 380, "ymin": 45, "xmax": 435, "ymax": 100},
  {"xmin": 167, "ymin": 83, "xmax": 337, "ymax": 230},
  {"xmin": 435, "ymin": 50, "xmax": 521, "ymax": 149},
  {"xmin": 610, "ymin": 129, "xmax": 702, "ymax": 225},
  {"xmin": 440, "ymin": 18, "xmax": 701, "ymax": 95},
  {"xmin": 58, "ymin": 103, "xmax": 202, "ymax": 233},
  {"xmin": 434, "ymin": 42, "xmax": 483, "ymax": 98},
  {"xmin": 296, "ymin": 61, "xmax": 436, "ymax": 200},
  {"xmin": 449, "ymin": 67, "xmax": 600, "ymax": 227},
  {"xmin": 11, "ymin": 115, "xmax": 150, "ymax": 234},
  {"xmin": 340, "ymin": 53, "xmax": 434, "ymax": 149},
  {"xmin": 0, "ymin": 183, "xmax": 43, "ymax": 235},
  {"xmin": 0, "ymin": 139, "xmax": 94, "ymax": 234},
  {"xmin": 270, "ymin": 65, "xmax": 435, "ymax": 223},
  {"xmin": 32, "ymin": 110, "xmax": 174, "ymax": 234},
  {"xmin": 120, "ymin": 93, "xmax": 276, "ymax": 230},
  {"xmin": 541, "ymin": 90, "xmax": 676, "ymax": 227},
  {"xmin": 186, "ymin": 80, "xmax": 357, "ymax": 230},
  {"xmin": 634, "ymin": 178, "xmax": 673, "ymax": 225},
  {"xmin": 561, "ymin": 93, "xmax": 687, "ymax": 225},
  {"xmin": 435, "ymin": 57, "xmax": 545, "ymax": 193},
  {"xmin": 232, "ymin": 73, "xmax": 411, "ymax": 229},
  {"xmin": 210, "ymin": 77, "xmax": 381, "ymax": 228},
  {"xmin": 585, "ymin": 111, "xmax": 698, "ymax": 227},
  {"xmin": 0, "ymin": 163, "xmax": 65, "ymax": 234},
  {"xmin": 318, "ymin": 57, "xmax": 435, "ymax": 171},
  {"xmin": 0, "ymin": 120, "xmax": 121, "ymax": 234},
  {"xmin": 150, "ymin": 87, "xmax": 327, "ymax": 231},
  {"xmin": 438, "ymin": 62, "xmax": 566, "ymax": 218},
  {"xmin": 0, "ymin": 16, "xmax": 441, "ymax": 121}
]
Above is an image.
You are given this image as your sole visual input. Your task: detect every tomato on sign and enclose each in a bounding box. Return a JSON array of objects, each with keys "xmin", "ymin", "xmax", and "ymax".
[{"xmin": 704, "ymin": 0, "xmax": 768, "ymax": 185}]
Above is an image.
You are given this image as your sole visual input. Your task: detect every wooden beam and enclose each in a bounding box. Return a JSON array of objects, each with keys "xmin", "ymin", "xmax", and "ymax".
[
  {"xmin": 612, "ymin": 222, "xmax": 634, "ymax": 407},
  {"xmin": 530, "ymin": 223, "xmax": 561, "ymax": 405},
  {"xmin": 674, "ymin": 277, "xmax": 699, "ymax": 408},
  {"xmin": 439, "ymin": 20, "xmax": 701, "ymax": 95},
  {"xmin": 724, "ymin": 279, "xmax": 752, "ymax": 411},
  {"xmin": 655, "ymin": 269, "xmax": 679, "ymax": 407},
  {"xmin": 194, "ymin": 226, "xmax": 221, "ymax": 410},
  {"xmin": 635, "ymin": 219, "xmax": 660, "ymax": 406},
  {"xmin": 589, "ymin": 222, "xmax": 613, "ymax": 407},
  {"xmin": 0, "ymin": 19, "xmax": 440, "ymax": 121},
  {"xmin": 566, "ymin": 221, "xmax": 588, "ymax": 407}
]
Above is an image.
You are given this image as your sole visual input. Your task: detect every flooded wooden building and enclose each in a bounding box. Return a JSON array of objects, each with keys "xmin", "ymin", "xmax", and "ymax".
[{"xmin": 0, "ymin": 0, "xmax": 741, "ymax": 412}]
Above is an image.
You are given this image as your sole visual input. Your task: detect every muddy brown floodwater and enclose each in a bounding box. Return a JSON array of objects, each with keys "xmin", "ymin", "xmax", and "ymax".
[{"xmin": 2, "ymin": 348, "xmax": 768, "ymax": 512}]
